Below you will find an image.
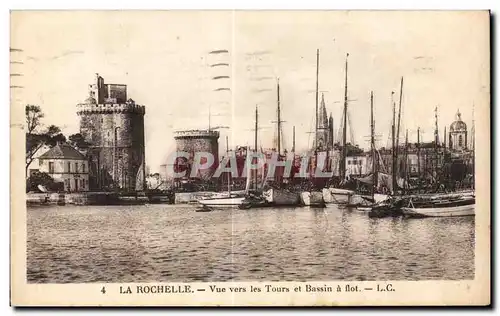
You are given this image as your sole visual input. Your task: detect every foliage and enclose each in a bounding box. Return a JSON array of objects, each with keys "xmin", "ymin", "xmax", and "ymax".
[
  {"xmin": 26, "ymin": 171, "xmax": 63, "ymax": 192},
  {"xmin": 68, "ymin": 133, "xmax": 90, "ymax": 150},
  {"xmin": 25, "ymin": 105, "xmax": 66, "ymax": 175},
  {"xmin": 25, "ymin": 104, "xmax": 43, "ymax": 135}
]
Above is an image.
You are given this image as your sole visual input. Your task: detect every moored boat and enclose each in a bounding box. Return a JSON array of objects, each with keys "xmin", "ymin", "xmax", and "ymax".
[
  {"xmin": 401, "ymin": 196, "xmax": 475, "ymax": 218},
  {"xmin": 322, "ymin": 187, "xmax": 355, "ymax": 205},
  {"xmin": 300, "ymin": 191, "xmax": 326, "ymax": 207},
  {"xmin": 264, "ymin": 188, "xmax": 301, "ymax": 206},
  {"xmin": 197, "ymin": 194, "xmax": 246, "ymax": 208},
  {"xmin": 368, "ymin": 197, "xmax": 405, "ymax": 218}
]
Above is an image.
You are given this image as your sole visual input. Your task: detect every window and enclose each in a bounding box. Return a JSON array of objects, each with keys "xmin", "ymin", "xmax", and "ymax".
[
  {"xmin": 48, "ymin": 162, "xmax": 54, "ymax": 174},
  {"xmin": 359, "ymin": 160, "xmax": 362, "ymax": 165},
  {"xmin": 75, "ymin": 162, "xmax": 78, "ymax": 173},
  {"xmin": 347, "ymin": 161, "xmax": 351, "ymax": 165},
  {"xmin": 81, "ymin": 179, "xmax": 85, "ymax": 189},
  {"xmin": 67, "ymin": 162, "xmax": 71, "ymax": 173},
  {"xmin": 458, "ymin": 135, "xmax": 463, "ymax": 147},
  {"xmin": 82, "ymin": 163, "xmax": 86, "ymax": 173}
]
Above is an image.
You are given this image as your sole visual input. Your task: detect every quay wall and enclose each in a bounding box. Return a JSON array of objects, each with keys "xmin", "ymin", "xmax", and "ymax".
[
  {"xmin": 26, "ymin": 192, "xmax": 147, "ymax": 206},
  {"xmin": 174, "ymin": 191, "xmax": 220, "ymax": 204}
]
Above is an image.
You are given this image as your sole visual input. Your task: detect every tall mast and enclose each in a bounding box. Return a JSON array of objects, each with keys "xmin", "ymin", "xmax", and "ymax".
[
  {"xmin": 472, "ymin": 104, "xmax": 475, "ymax": 151},
  {"xmin": 395, "ymin": 77, "xmax": 404, "ymax": 165},
  {"xmin": 370, "ymin": 91, "xmax": 377, "ymax": 196},
  {"xmin": 341, "ymin": 53, "xmax": 349, "ymax": 180},
  {"xmin": 404, "ymin": 129, "xmax": 409, "ymax": 195},
  {"xmin": 255, "ymin": 105, "xmax": 258, "ymax": 153},
  {"xmin": 434, "ymin": 106, "xmax": 439, "ymax": 182},
  {"xmin": 417, "ymin": 126, "xmax": 421, "ymax": 192},
  {"xmin": 434, "ymin": 106, "xmax": 439, "ymax": 148},
  {"xmin": 315, "ymin": 49, "xmax": 320, "ymax": 147},
  {"xmin": 226, "ymin": 135, "xmax": 230, "ymax": 194},
  {"xmin": 208, "ymin": 103, "xmax": 211, "ymax": 131},
  {"xmin": 254, "ymin": 105, "xmax": 259, "ymax": 191},
  {"xmin": 391, "ymin": 91, "xmax": 397, "ymax": 195},
  {"xmin": 444, "ymin": 127, "xmax": 447, "ymax": 150},
  {"xmin": 292, "ymin": 125, "xmax": 296, "ymax": 153},
  {"xmin": 472, "ymin": 103, "xmax": 475, "ymax": 189},
  {"xmin": 277, "ymin": 78, "xmax": 281, "ymax": 155}
]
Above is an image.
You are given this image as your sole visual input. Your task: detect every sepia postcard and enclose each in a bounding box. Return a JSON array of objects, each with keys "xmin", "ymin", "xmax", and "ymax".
[{"xmin": 10, "ymin": 10, "xmax": 491, "ymax": 306}]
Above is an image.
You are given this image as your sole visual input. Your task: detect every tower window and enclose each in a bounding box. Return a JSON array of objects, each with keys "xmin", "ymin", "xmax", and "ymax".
[{"xmin": 459, "ymin": 135, "xmax": 463, "ymax": 147}]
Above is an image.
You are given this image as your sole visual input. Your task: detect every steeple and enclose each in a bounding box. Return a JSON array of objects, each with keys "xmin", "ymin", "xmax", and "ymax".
[{"xmin": 318, "ymin": 93, "xmax": 328, "ymax": 129}]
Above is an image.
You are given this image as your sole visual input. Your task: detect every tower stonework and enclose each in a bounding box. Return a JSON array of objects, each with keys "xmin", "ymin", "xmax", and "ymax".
[
  {"xmin": 174, "ymin": 130, "xmax": 219, "ymax": 180},
  {"xmin": 77, "ymin": 74, "xmax": 146, "ymax": 192}
]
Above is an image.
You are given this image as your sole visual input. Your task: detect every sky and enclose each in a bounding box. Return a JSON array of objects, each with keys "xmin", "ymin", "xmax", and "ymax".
[{"xmin": 10, "ymin": 10, "xmax": 489, "ymax": 172}]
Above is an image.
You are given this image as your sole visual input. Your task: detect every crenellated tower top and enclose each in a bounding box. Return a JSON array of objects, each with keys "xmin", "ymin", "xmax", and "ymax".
[{"xmin": 77, "ymin": 74, "xmax": 145, "ymax": 115}]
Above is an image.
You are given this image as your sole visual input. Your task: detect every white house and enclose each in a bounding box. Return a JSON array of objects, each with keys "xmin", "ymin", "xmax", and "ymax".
[
  {"xmin": 38, "ymin": 142, "xmax": 89, "ymax": 192},
  {"xmin": 346, "ymin": 155, "xmax": 369, "ymax": 177}
]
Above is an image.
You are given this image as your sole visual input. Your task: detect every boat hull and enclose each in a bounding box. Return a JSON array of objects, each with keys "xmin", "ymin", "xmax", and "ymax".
[
  {"xmin": 300, "ymin": 191, "xmax": 326, "ymax": 207},
  {"xmin": 264, "ymin": 189, "xmax": 301, "ymax": 206},
  {"xmin": 356, "ymin": 206, "xmax": 372, "ymax": 211},
  {"xmin": 401, "ymin": 204, "xmax": 475, "ymax": 218},
  {"xmin": 197, "ymin": 197, "xmax": 246, "ymax": 208},
  {"xmin": 322, "ymin": 188, "xmax": 354, "ymax": 204}
]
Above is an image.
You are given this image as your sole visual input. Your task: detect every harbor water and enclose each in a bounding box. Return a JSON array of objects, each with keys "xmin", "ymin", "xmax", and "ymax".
[{"xmin": 27, "ymin": 204, "xmax": 475, "ymax": 283}]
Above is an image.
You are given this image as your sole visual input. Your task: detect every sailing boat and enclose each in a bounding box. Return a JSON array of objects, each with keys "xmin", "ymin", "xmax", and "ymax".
[
  {"xmin": 348, "ymin": 91, "xmax": 390, "ymax": 211},
  {"xmin": 368, "ymin": 77, "xmax": 408, "ymax": 218},
  {"xmin": 239, "ymin": 80, "xmax": 302, "ymax": 209},
  {"xmin": 260, "ymin": 78, "xmax": 301, "ymax": 206},
  {"xmin": 197, "ymin": 134, "xmax": 249, "ymax": 209},
  {"xmin": 322, "ymin": 52, "xmax": 355, "ymax": 204},
  {"xmin": 199, "ymin": 105, "xmax": 269, "ymax": 209}
]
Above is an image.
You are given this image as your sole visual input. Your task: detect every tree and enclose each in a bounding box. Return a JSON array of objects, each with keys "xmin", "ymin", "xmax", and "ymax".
[
  {"xmin": 25, "ymin": 104, "xmax": 43, "ymax": 135},
  {"xmin": 68, "ymin": 133, "xmax": 90, "ymax": 150},
  {"xmin": 25, "ymin": 105, "xmax": 66, "ymax": 176},
  {"xmin": 26, "ymin": 171, "xmax": 63, "ymax": 193}
]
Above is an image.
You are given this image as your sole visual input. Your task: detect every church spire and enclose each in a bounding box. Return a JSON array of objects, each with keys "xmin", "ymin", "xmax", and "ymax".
[{"xmin": 318, "ymin": 93, "xmax": 328, "ymax": 129}]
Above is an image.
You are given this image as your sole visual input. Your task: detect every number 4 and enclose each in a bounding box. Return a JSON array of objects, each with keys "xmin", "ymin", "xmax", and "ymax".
[{"xmin": 101, "ymin": 286, "xmax": 106, "ymax": 294}]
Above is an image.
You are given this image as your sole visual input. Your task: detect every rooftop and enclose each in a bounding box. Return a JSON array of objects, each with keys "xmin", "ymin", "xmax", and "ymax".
[{"xmin": 38, "ymin": 142, "xmax": 86, "ymax": 160}]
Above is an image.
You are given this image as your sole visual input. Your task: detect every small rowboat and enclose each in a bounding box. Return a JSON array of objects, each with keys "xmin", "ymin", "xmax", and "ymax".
[{"xmin": 401, "ymin": 197, "xmax": 475, "ymax": 218}]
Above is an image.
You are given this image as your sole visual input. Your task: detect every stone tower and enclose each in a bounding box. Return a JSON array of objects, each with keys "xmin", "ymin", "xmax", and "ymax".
[
  {"xmin": 174, "ymin": 130, "xmax": 220, "ymax": 180},
  {"xmin": 449, "ymin": 109, "xmax": 468, "ymax": 151},
  {"xmin": 77, "ymin": 74, "xmax": 146, "ymax": 192}
]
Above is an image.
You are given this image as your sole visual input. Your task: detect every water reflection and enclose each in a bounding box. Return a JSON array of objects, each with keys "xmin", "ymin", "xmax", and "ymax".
[{"xmin": 27, "ymin": 204, "xmax": 475, "ymax": 283}]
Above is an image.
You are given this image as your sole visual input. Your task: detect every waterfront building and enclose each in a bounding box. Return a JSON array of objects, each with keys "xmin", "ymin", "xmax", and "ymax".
[
  {"xmin": 345, "ymin": 154, "xmax": 369, "ymax": 177},
  {"xmin": 37, "ymin": 142, "xmax": 89, "ymax": 192},
  {"xmin": 77, "ymin": 74, "xmax": 146, "ymax": 192}
]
